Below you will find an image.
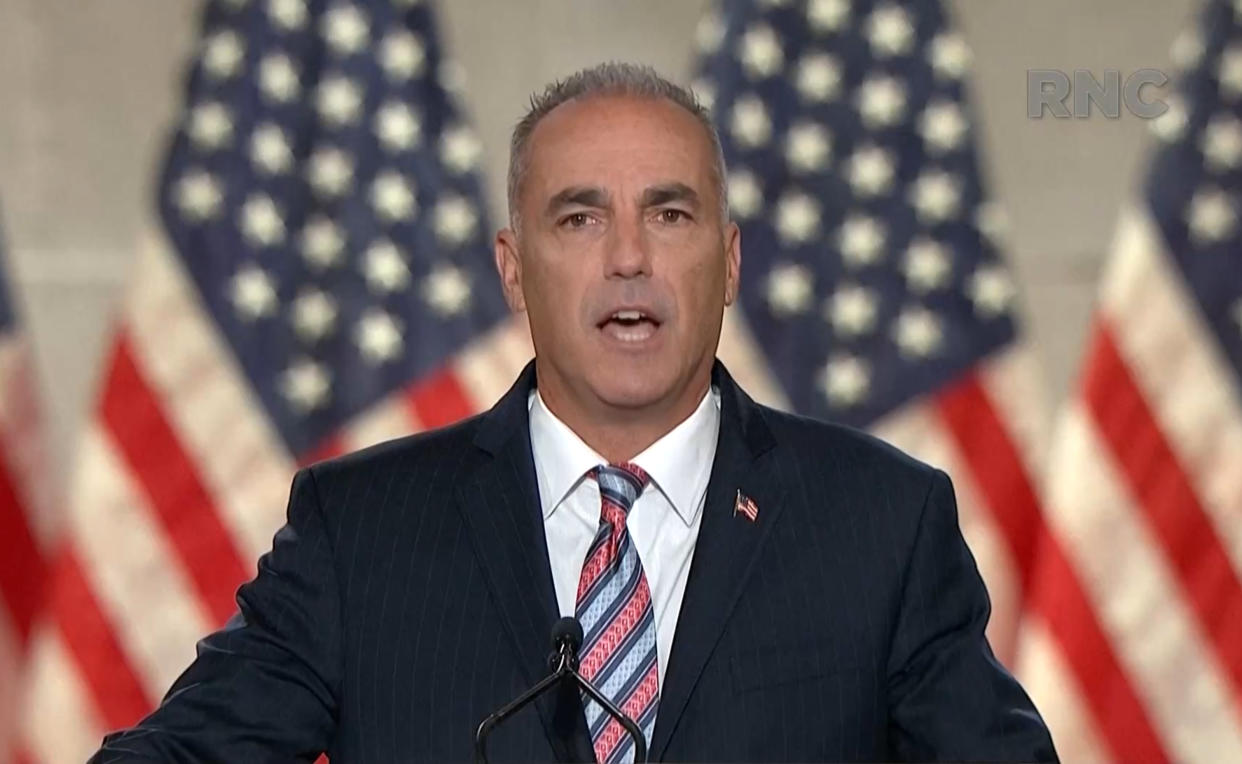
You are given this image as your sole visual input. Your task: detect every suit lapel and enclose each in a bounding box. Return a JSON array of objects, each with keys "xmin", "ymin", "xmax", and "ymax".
[
  {"xmin": 454, "ymin": 361, "xmax": 594, "ymax": 762},
  {"xmin": 651, "ymin": 362, "xmax": 786, "ymax": 760}
]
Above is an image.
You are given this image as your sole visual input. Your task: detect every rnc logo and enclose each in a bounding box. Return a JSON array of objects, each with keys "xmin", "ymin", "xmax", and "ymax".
[{"xmin": 1027, "ymin": 69, "xmax": 1170, "ymax": 119}]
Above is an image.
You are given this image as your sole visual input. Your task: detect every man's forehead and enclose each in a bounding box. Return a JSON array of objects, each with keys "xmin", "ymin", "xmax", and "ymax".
[{"xmin": 523, "ymin": 94, "xmax": 714, "ymax": 192}]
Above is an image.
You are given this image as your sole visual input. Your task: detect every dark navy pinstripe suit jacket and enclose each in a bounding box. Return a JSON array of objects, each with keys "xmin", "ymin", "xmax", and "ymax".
[{"xmin": 91, "ymin": 360, "xmax": 1056, "ymax": 762}]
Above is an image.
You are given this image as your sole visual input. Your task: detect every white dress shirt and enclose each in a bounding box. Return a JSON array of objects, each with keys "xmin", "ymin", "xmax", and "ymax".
[{"xmin": 528, "ymin": 386, "xmax": 720, "ymax": 689}]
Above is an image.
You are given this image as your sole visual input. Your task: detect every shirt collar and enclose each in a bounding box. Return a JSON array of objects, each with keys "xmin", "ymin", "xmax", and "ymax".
[{"xmin": 527, "ymin": 385, "xmax": 721, "ymax": 527}]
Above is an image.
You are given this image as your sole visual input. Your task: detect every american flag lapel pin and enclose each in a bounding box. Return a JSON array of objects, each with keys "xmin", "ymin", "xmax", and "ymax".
[{"xmin": 734, "ymin": 489, "xmax": 759, "ymax": 522}]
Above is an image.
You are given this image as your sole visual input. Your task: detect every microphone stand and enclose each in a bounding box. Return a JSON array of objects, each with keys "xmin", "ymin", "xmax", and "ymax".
[{"xmin": 474, "ymin": 618, "xmax": 648, "ymax": 763}]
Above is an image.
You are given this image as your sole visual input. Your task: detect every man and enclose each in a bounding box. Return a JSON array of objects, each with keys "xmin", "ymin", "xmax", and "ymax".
[{"xmin": 92, "ymin": 63, "xmax": 1056, "ymax": 762}]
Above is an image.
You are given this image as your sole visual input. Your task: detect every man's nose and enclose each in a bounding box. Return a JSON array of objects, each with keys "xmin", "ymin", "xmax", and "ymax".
[{"xmin": 603, "ymin": 215, "xmax": 653, "ymax": 279}]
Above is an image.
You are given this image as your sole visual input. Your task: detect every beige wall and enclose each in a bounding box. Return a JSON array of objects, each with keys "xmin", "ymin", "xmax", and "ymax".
[{"xmin": 0, "ymin": 0, "xmax": 1198, "ymax": 471}]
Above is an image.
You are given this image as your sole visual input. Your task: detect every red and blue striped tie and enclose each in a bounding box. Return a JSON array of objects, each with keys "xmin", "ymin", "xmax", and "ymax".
[{"xmin": 575, "ymin": 463, "xmax": 659, "ymax": 764}]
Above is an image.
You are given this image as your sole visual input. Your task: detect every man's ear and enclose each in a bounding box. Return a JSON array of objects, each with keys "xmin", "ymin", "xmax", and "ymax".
[
  {"xmin": 494, "ymin": 228, "xmax": 526, "ymax": 313},
  {"xmin": 723, "ymin": 221, "xmax": 741, "ymax": 307}
]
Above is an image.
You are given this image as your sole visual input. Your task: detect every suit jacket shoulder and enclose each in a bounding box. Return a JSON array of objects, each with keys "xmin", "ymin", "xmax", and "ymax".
[
  {"xmin": 308, "ymin": 408, "xmax": 488, "ymax": 488},
  {"xmin": 758, "ymin": 402, "xmax": 937, "ymax": 487},
  {"xmin": 741, "ymin": 399, "xmax": 945, "ymax": 569}
]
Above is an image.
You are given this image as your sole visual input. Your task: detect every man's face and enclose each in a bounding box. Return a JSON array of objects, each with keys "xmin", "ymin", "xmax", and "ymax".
[{"xmin": 495, "ymin": 94, "xmax": 740, "ymax": 417}]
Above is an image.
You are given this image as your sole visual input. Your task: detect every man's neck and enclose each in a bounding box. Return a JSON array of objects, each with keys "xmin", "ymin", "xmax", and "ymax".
[{"xmin": 536, "ymin": 374, "xmax": 711, "ymax": 464}]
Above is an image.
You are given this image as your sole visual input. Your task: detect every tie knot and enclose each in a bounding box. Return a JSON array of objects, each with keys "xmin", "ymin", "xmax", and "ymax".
[{"xmin": 593, "ymin": 462, "xmax": 649, "ymax": 512}]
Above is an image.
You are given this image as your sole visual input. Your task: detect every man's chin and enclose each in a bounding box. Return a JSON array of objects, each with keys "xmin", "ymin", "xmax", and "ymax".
[{"xmin": 589, "ymin": 376, "xmax": 676, "ymax": 414}]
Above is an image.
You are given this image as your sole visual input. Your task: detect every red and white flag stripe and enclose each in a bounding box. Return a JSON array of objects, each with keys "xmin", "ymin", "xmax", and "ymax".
[
  {"xmin": 0, "ymin": 327, "xmax": 54, "ymax": 764},
  {"xmin": 1019, "ymin": 206, "xmax": 1242, "ymax": 763}
]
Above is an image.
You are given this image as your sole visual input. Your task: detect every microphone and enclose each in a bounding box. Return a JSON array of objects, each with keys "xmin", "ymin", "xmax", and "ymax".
[
  {"xmin": 549, "ymin": 616, "xmax": 582, "ymax": 672},
  {"xmin": 474, "ymin": 617, "xmax": 649, "ymax": 763}
]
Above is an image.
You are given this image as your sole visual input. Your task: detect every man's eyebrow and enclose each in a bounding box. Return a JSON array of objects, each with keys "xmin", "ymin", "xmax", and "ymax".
[
  {"xmin": 639, "ymin": 182, "xmax": 700, "ymax": 209},
  {"xmin": 545, "ymin": 186, "xmax": 610, "ymax": 216}
]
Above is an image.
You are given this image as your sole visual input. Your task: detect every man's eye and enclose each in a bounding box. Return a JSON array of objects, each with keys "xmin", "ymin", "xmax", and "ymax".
[
  {"xmin": 657, "ymin": 209, "xmax": 689, "ymax": 224},
  {"xmin": 562, "ymin": 212, "xmax": 593, "ymax": 228}
]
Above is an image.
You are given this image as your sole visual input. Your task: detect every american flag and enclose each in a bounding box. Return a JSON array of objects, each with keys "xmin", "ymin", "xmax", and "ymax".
[
  {"xmin": 18, "ymin": 0, "xmax": 531, "ymax": 760},
  {"xmin": 1020, "ymin": 0, "xmax": 1242, "ymax": 760},
  {"xmin": 0, "ymin": 218, "xmax": 52, "ymax": 763},
  {"xmin": 733, "ymin": 489, "xmax": 760, "ymax": 522},
  {"xmin": 697, "ymin": 0, "xmax": 1051, "ymax": 685}
]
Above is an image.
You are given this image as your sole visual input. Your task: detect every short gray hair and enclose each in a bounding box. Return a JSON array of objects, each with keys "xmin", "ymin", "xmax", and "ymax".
[{"xmin": 506, "ymin": 61, "xmax": 728, "ymax": 231}]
